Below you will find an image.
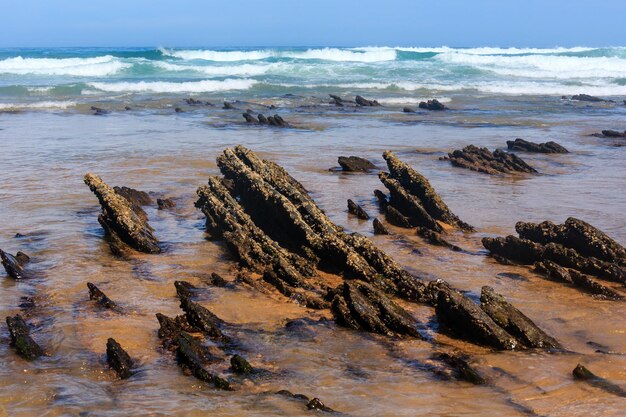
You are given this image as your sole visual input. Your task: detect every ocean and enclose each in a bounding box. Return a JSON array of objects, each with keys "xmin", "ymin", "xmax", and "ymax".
[{"xmin": 1, "ymin": 46, "xmax": 626, "ymax": 110}]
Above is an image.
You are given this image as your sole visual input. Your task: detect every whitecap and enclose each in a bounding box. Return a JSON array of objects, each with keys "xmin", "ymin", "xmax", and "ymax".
[{"xmin": 87, "ymin": 78, "xmax": 257, "ymax": 93}]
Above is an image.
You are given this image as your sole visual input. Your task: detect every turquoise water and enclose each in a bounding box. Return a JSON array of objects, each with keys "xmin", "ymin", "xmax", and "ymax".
[{"xmin": 1, "ymin": 46, "xmax": 626, "ymax": 109}]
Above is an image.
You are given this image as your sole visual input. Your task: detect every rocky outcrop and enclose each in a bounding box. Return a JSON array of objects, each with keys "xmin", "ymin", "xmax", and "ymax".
[
  {"xmin": 483, "ymin": 218, "xmax": 626, "ymax": 299},
  {"xmin": 506, "ymin": 138, "xmax": 569, "ymax": 153},
  {"xmin": 418, "ymin": 99, "xmax": 447, "ymax": 110},
  {"xmin": 442, "ymin": 145, "xmax": 537, "ymax": 175},
  {"xmin": 571, "ymin": 94, "xmax": 607, "ymax": 102},
  {"xmin": 84, "ymin": 173, "xmax": 161, "ymax": 254},
  {"xmin": 591, "ymin": 130, "xmax": 626, "ymax": 138},
  {"xmin": 347, "ymin": 199, "xmax": 369, "ymax": 220},
  {"xmin": 336, "ymin": 156, "xmax": 376, "ymax": 172},
  {"xmin": 355, "ymin": 95, "xmax": 380, "ymax": 107},
  {"xmin": 242, "ymin": 113, "xmax": 289, "ymax": 127},
  {"xmin": 373, "ymin": 218, "xmax": 389, "ymax": 235},
  {"xmin": 106, "ymin": 338, "xmax": 134, "ymax": 379},
  {"xmin": 157, "ymin": 197, "xmax": 176, "ymax": 210},
  {"xmin": 403, "ymin": 107, "xmax": 416, "ymax": 113},
  {"xmin": 1, "ymin": 248, "xmax": 32, "ymax": 279},
  {"xmin": 87, "ymin": 282, "xmax": 120, "ymax": 311},
  {"xmin": 6, "ymin": 314, "xmax": 43, "ymax": 360},
  {"xmin": 378, "ymin": 151, "xmax": 473, "ymax": 234},
  {"xmin": 572, "ymin": 364, "xmax": 626, "ymax": 398}
]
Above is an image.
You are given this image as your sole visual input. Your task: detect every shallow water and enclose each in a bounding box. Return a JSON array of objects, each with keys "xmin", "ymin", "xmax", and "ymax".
[{"xmin": 0, "ymin": 99, "xmax": 625, "ymax": 416}]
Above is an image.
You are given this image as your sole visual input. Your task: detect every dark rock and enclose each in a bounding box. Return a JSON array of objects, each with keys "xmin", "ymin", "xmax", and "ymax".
[
  {"xmin": 257, "ymin": 114, "xmax": 268, "ymax": 124},
  {"xmin": 230, "ymin": 354, "xmax": 254, "ymax": 375},
  {"xmin": 124, "ymin": 106, "xmax": 131, "ymax": 111},
  {"xmin": 106, "ymin": 338, "xmax": 134, "ymax": 379},
  {"xmin": 381, "ymin": 151, "xmax": 474, "ymax": 231},
  {"xmin": 91, "ymin": 106, "xmax": 109, "ymax": 115},
  {"xmin": 174, "ymin": 107, "xmax": 183, "ymax": 113},
  {"xmin": 480, "ymin": 286, "xmax": 560, "ymax": 349},
  {"xmin": 223, "ymin": 101, "xmax": 235, "ymax": 109},
  {"xmin": 482, "ymin": 236, "xmax": 544, "ymax": 264},
  {"xmin": 384, "ymin": 205, "xmax": 413, "ymax": 228},
  {"xmin": 337, "ymin": 156, "xmax": 376, "ymax": 172},
  {"xmin": 273, "ymin": 114, "xmax": 288, "ymax": 127},
  {"xmin": 6, "ymin": 314, "xmax": 43, "ymax": 360},
  {"xmin": 430, "ymin": 281, "xmax": 520, "ymax": 350},
  {"xmin": 84, "ymin": 174, "xmax": 160, "ymax": 254},
  {"xmin": 185, "ymin": 98, "xmax": 204, "ymax": 106},
  {"xmin": 113, "ymin": 186, "xmax": 153, "ymax": 206},
  {"xmin": 373, "ymin": 189, "xmax": 389, "ymax": 211},
  {"xmin": 506, "ymin": 138, "xmax": 569, "ymax": 153},
  {"xmin": 347, "ymin": 199, "xmax": 370, "ymax": 220},
  {"xmin": 571, "ymin": 94, "xmax": 606, "ymax": 102},
  {"xmin": 330, "ymin": 280, "xmax": 423, "ymax": 338},
  {"xmin": 176, "ymin": 332, "xmax": 231, "ymax": 390},
  {"xmin": 15, "ymin": 251, "xmax": 30, "ymax": 264},
  {"xmin": 243, "ymin": 113, "xmax": 256, "ymax": 123},
  {"xmin": 534, "ymin": 261, "xmax": 624, "ymax": 300},
  {"xmin": 573, "ymin": 364, "xmax": 626, "ymax": 398},
  {"xmin": 157, "ymin": 198, "xmax": 176, "ymax": 210},
  {"xmin": 373, "ymin": 218, "xmax": 389, "ymax": 235},
  {"xmin": 179, "ymin": 297, "xmax": 228, "ymax": 342},
  {"xmin": 432, "ymin": 352, "xmax": 487, "ymax": 385},
  {"xmin": 87, "ymin": 282, "xmax": 119, "ymax": 311},
  {"xmin": 174, "ymin": 281, "xmax": 198, "ymax": 299},
  {"xmin": 209, "ymin": 272, "xmax": 228, "ymax": 287},
  {"xmin": 306, "ymin": 398, "xmax": 336, "ymax": 413},
  {"xmin": 418, "ymin": 99, "xmax": 447, "ymax": 110},
  {"xmin": 403, "ymin": 107, "xmax": 416, "ymax": 113},
  {"xmin": 416, "ymin": 227, "xmax": 462, "ymax": 251},
  {"xmin": 355, "ymin": 95, "xmax": 380, "ymax": 107},
  {"xmin": 1, "ymin": 249, "xmax": 32, "ymax": 279},
  {"xmin": 444, "ymin": 145, "xmax": 537, "ymax": 175},
  {"xmin": 600, "ymin": 130, "xmax": 625, "ymax": 138}
]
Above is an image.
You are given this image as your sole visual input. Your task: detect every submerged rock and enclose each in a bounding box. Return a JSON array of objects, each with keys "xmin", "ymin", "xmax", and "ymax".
[
  {"xmin": 506, "ymin": 138, "xmax": 569, "ymax": 153},
  {"xmin": 403, "ymin": 107, "xmax": 416, "ymax": 113},
  {"xmin": 106, "ymin": 338, "xmax": 134, "ymax": 379},
  {"xmin": 176, "ymin": 332, "xmax": 231, "ymax": 390},
  {"xmin": 174, "ymin": 281, "xmax": 198, "ymax": 299},
  {"xmin": 355, "ymin": 95, "xmax": 380, "ymax": 107},
  {"xmin": 571, "ymin": 94, "xmax": 606, "ymax": 102},
  {"xmin": 6, "ymin": 314, "xmax": 43, "ymax": 360},
  {"xmin": 157, "ymin": 197, "xmax": 176, "ymax": 210},
  {"xmin": 230, "ymin": 354, "xmax": 254, "ymax": 375},
  {"xmin": 1, "ymin": 248, "xmax": 32, "ymax": 279},
  {"xmin": 113, "ymin": 186, "xmax": 153, "ymax": 207},
  {"xmin": 418, "ymin": 99, "xmax": 447, "ymax": 110},
  {"xmin": 442, "ymin": 145, "xmax": 537, "ymax": 175},
  {"xmin": 573, "ymin": 364, "xmax": 626, "ymax": 398},
  {"xmin": 87, "ymin": 282, "xmax": 120, "ymax": 311},
  {"xmin": 337, "ymin": 156, "xmax": 376, "ymax": 172},
  {"xmin": 432, "ymin": 351, "xmax": 487, "ymax": 385},
  {"xmin": 347, "ymin": 199, "xmax": 370, "ymax": 220},
  {"xmin": 84, "ymin": 173, "xmax": 161, "ymax": 254}
]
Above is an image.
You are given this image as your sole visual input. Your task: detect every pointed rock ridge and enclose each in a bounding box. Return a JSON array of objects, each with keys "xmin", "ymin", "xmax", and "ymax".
[
  {"xmin": 6, "ymin": 314, "xmax": 43, "ymax": 360},
  {"xmin": 572, "ymin": 364, "xmax": 626, "ymax": 398},
  {"xmin": 480, "ymin": 286, "xmax": 560, "ymax": 349},
  {"xmin": 347, "ymin": 199, "xmax": 370, "ymax": 220},
  {"xmin": 1, "ymin": 248, "xmax": 32, "ymax": 279},
  {"xmin": 506, "ymin": 138, "xmax": 568, "ymax": 153},
  {"xmin": 373, "ymin": 218, "xmax": 389, "ymax": 235},
  {"xmin": 381, "ymin": 150, "xmax": 473, "ymax": 231},
  {"xmin": 176, "ymin": 331, "xmax": 231, "ymax": 390},
  {"xmin": 87, "ymin": 282, "xmax": 120, "ymax": 311},
  {"xmin": 483, "ymin": 218, "xmax": 626, "ymax": 298},
  {"xmin": 84, "ymin": 173, "xmax": 161, "ymax": 254},
  {"xmin": 442, "ymin": 145, "xmax": 537, "ymax": 175},
  {"xmin": 355, "ymin": 95, "xmax": 380, "ymax": 106},
  {"xmin": 106, "ymin": 338, "xmax": 134, "ymax": 379}
]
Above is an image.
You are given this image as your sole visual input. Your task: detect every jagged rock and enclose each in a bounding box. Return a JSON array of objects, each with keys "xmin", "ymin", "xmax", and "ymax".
[
  {"xmin": 1, "ymin": 248, "xmax": 32, "ymax": 279},
  {"xmin": 443, "ymin": 145, "xmax": 537, "ymax": 175},
  {"xmin": 347, "ymin": 199, "xmax": 370, "ymax": 220},
  {"xmin": 113, "ymin": 186, "xmax": 153, "ymax": 206},
  {"xmin": 429, "ymin": 281, "xmax": 519, "ymax": 350},
  {"xmin": 87, "ymin": 282, "xmax": 120, "ymax": 311},
  {"xmin": 373, "ymin": 218, "xmax": 389, "ymax": 235},
  {"xmin": 84, "ymin": 173, "xmax": 160, "ymax": 254},
  {"xmin": 15, "ymin": 251, "xmax": 30, "ymax": 264},
  {"xmin": 91, "ymin": 106, "xmax": 109, "ymax": 115},
  {"xmin": 416, "ymin": 227, "xmax": 461, "ymax": 251},
  {"xmin": 355, "ymin": 95, "xmax": 380, "ymax": 106},
  {"xmin": 482, "ymin": 236, "xmax": 544, "ymax": 264},
  {"xmin": 506, "ymin": 138, "xmax": 569, "ymax": 153},
  {"xmin": 571, "ymin": 94, "xmax": 606, "ymax": 102},
  {"xmin": 223, "ymin": 101, "xmax": 235, "ymax": 109},
  {"xmin": 6, "ymin": 314, "xmax": 43, "ymax": 360},
  {"xmin": 306, "ymin": 398, "xmax": 336, "ymax": 412},
  {"xmin": 418, "ymin": 99, "xmax": 447, "ymax": 110},
  {"xmin": 373, "ymin": 189, "xmax": 389, "ymax": 211},
  {"xmin": 179, "ymin": 297, "xmax": 228, "ymax": 342},
  {"xmin": 337, "ymin": 156, "xmax": 376, "ymax": 172},
  {"xmin": 534, "ymin": 261, "xmax": 624, "ymax": 300},
  {"xmin": 330, "ymin": 280, "xmax": 422, "ymax": 338},
  {"xmin": 176, "ymin": 332, "xmax": 231, "ymax": 390},
  {"xmin": 156, "ymin": 313, "xmax": 200, "ymax": 351},
  {"xmin": 157, "ymin": 197, "xmax": 176, "ymax": 210},
  {"xmin": 174, "ymin": 281, "xmax": 198, "ymax": 299},
  {"xmin": 106, "ymin": 338, "xmax": 134, "ymax": 379},
  {"xmin": 208, "ymin": 272, "xmax": 228, "ymax": 287},
  {"xmin": 432, "ymin": 352, "xmax": 486, "ymax": 385},
  {"xmin": 381, "ymin": 151, "xmax": 473, "ymax": 231},
  {"xmin": 230, "ymin": 354, "xmax": 254, "ymax": 375},
  {"xmin": 329, "ymin": 94, "xmax": 344, "ymax": 106},
  {"xmin": 257, "ymin": 114, "xmax": 268, "ymax": 124},
  {"xmin": 480, "ymin": 286, "xmax": 560, "ymax": 349},
  {"xmin": 384, "ymin": 205, "xmax": 413, "ymax": 228},
  {"xmin": 403, "ymin": 107, "xmax": 416, "ymax": 113},
  {"xmin": 185, "ymin": 98, "xmax": 204, "ymax": 106},
  {"xmin": 243, "ymin": 112, "xmax": 256, "ymax": 123},
  {"xmin": 601, "ymin": 130, "xmax": 625, "ymax": 138},
  {"xmin": 573, "ymin": 364, "xmax": 626, "ymax": 398}
]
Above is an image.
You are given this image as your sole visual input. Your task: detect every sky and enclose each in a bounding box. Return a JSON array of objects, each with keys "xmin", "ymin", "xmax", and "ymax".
[{"xmin": 0, "ymin": 0, "xmax": 624, "ymax": 48}]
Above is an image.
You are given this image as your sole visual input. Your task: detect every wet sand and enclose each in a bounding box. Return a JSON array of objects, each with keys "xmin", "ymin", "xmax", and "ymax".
[{"xmin": 0, "ymin": 99, "xmax": 625, "ymax": 416}]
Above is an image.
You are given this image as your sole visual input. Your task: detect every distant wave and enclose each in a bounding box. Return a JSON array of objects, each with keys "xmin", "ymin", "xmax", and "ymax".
[
  {"xmin": 153, "ymin": 61, "xmax": 280, "ymax": 76},
  {"xmin": 361, "ymin": 46, "xmax": 600, "ymax": 55},
  {"xmin": 159, "ymin": 47, "xmax": 396, "ymax": 62},
  {"xmin": 87, "ymin": 78, "xmax": 257, "ymax": 93},
  {"xmin": 0, "ymin": 100, "xmax": 76, "ymax": 110},
  {"xmin": 0, "ymin": 56, "xmax": 130, "ymax": 76}
]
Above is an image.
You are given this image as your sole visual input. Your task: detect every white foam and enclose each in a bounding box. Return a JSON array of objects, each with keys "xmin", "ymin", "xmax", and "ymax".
[
  {"xmin": 353, "ymin": 46, "xmax": 600, "ymax": 55},
  {"xmin": 160, "ymin": 47, "xmax": 395, "ymax": 62},
  {"xmin": 0, "ymin": 55, "xmax": 130, "ymax": 76},
  {"xmin": 87, "ymin": 78, "xmax": 257, "ymax": 93},
  {"xmin": 0, "ymin": 100, "xmax": 77, "ymax": 110},
  {"xmin": 160, "ymin": 47, "xmax": 274, "ymax": 61},
  {"xmin": 375, "ymin": 96, "xmax": 452, "ymax": 105},
  {"xmin": 153, "ymin": 61, "xmax": 280, "ymax": 76}
]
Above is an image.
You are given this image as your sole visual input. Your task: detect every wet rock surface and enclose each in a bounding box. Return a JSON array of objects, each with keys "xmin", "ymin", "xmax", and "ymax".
[
  {"xmin": 571, "ymin": 94, "xmax": 607, "ymax": 102},
  {"xmin": 84, "ymin": 173, "xmax": 161, "ymax": 254},
  {"xmin": 1, "ymin": 248, "xmax": 32, "ymax": 279},
  {"xmin": 347, "ymin": 199, "xmax": 369, "ymax": 220},
  {"xmin": 418, "ymin": 99, "xmax": 447, "ymax": 110},
  {"xmin": 483, "ymin": 217, "xmax": 626, "ymax": 298},
  {"xmin": 355, "ymin": 95, "xmax": 380, "ymax": 107},
  {"xmin": 6, "ymin": 314, "xmax": 44, "ymax": 360},
  {"xmin": 506, "ymin": 138, "xmax": 569, "ymax": 153},
  {"xmin": 442, "ymin": 145, "xmax": 538, "ymax": 175},
  {"xmin": 336, "ymin": 156, "xmax": 376, "ymax": 172},
  {"xmin": 106, "ymin": 338, "xmax": 134, "ymax": 379},
  {"xmin": 372, "ymin": 218, "xmax": 389, "ymax": 235},
  {"xmin": 87, "ymin": 282, "xmax": 120, "ymax": 311},
  {"xmin": 572, "ymin": 364, "xmax": 626, "ymax": 398}
]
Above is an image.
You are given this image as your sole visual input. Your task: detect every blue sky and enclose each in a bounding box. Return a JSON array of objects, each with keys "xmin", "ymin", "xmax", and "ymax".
[{"xmin": 1, "ymin": 0, "xmax": 624, "ymax": 47}]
